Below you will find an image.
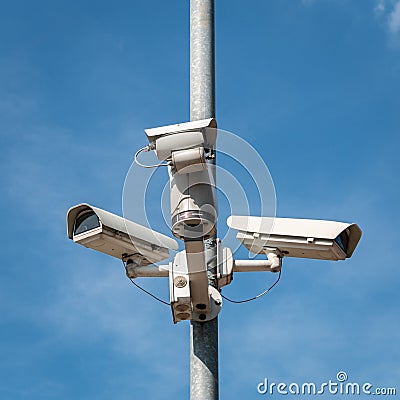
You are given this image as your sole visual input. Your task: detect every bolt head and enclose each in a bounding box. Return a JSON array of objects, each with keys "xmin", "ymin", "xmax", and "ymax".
[{"xmin": 174, "ymin": 276, "xmax": 187, "ymax": 288}]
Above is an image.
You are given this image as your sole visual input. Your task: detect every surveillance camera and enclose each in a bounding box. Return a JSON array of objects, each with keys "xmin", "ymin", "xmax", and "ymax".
[
  {"xmin": 143, "ymin": 119, "xmax": 218, "ymax": 241},
  {"xmin": 144, "ymin": 118, "xmax": 217, "ymax": 161},
  {"xmin": 169, "ymin": 169, "xmax": 217, "ymax": 240},
  {"xmin": 66, "ymin": 203, "xmax": 178, "ymax": 265},
  {"xmin": 227, "ymin": 216, "xmax": 362, "ymax": 261}
]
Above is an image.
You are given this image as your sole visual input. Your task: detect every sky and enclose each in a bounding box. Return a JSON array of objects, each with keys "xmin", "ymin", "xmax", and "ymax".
[{"xmin": 1, "ymin": 0, "xmax": 400, "ymax": 399}]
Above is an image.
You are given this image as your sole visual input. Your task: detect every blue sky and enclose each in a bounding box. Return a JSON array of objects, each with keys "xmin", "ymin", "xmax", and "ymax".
[{"xmin": 1, "ymin": 0, "xmax": 400, "ymax": 399}]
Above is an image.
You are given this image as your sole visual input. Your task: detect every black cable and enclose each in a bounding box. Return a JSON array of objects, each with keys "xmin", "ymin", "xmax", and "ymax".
[
  {"xmin": 221, "ymin": 268, "xmax": 282, "ymax": 304},
  {"xmin": 123, "ymin": 260, "xmax": 281, "ymax": 306},
  {"xmin": 123, "ymin": 261, "xmax": 170, "ymax": 306},
  {"xmin": 128, "ymin": 278, "xmax": 170, "ymax": 306}
]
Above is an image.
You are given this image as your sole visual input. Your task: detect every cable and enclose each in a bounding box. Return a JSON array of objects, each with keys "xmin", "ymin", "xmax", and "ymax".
[
  {"xmin": 134, "ymin": 146, "xmax": 170, "ymax": 169},
  {"xmin": 123, "ymin": 259, "xmax": 281, "ymax": 306},
  {"xmin": 123, "ymin": 261, "xmax": 170, "ymax": 306},
  {"xmin": 128, "ymin": 278, "xmax": 170, "ymax": 306},
  {"xmin": 221, "ymin": 268, "xmax": 282, "ymax": 304}
]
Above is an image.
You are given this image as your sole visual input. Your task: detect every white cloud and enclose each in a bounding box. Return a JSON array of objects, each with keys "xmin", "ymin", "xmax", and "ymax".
[
  {"xmin": 372, "ymin": 0, "xmax": 400, "ymax": 46},
  {"xmin": 374, "ymin": 0, "xmax": 386, "ymax": 14},
  {"xmin": 389, "ymin": 0, "xmax": 400, "ymax": 32}
]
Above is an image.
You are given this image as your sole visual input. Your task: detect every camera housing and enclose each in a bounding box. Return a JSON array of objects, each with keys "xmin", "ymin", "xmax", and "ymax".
[
  {"xmin": 67, "ymin": 203, "xmax": 178, "ymax": 265},
  {"xmin": 144, "ymin": 119, "xmax": 218, "ymax": 241},
  {"xmin": 145, "ymin": 118, "xmax": 217, "ymax": 161},
  {"xmin": 227, "ymin": 216, "xmax": 362, "ymax": 261}
]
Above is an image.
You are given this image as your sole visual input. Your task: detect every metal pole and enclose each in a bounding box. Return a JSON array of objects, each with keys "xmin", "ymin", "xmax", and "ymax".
[
  {"xmin": 190, "ymin": 1, "xmax": 218, "ymax": 400},
  {"xmin": 190, "ymin": 0, "xmax": 215, "ymax": 121}
]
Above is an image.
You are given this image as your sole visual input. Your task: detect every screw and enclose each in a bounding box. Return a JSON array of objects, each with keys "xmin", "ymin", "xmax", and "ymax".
[{"xmin": 174, "ymin": 276, "xmax": 187, "ymax": 288}]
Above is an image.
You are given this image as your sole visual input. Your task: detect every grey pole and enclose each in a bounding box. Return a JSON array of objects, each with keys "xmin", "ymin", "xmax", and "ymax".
[
  {"xmin": 190, "ymin": 0, "xmax": 215, "ymax": 120},
  {"xmin": 189, "ymin": 1, "xmax": 218, "ymax": 400}
]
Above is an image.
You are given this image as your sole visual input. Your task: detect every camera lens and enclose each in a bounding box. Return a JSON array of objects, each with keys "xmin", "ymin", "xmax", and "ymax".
[{"xmin": 74, "ymin": 211, "xmax": 100, "ymax": 235}]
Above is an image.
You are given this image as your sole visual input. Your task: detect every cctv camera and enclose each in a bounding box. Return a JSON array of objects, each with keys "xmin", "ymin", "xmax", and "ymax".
[
  {"xmin": 227, "ymin": 215, "xmax": 362, "ymax": 261},
  {"xmin": 67, "ymin": 203, "xmax": 178, "ymax": 265},
  {"xmin": 143, "ymin": 119, "xmax": 218, "ymax": 241},
  {"xmin": 144, "ymin": 118, "xmax": 217, "ymax": 162}
]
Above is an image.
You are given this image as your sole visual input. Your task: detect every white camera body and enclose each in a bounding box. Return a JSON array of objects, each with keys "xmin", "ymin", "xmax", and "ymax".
[
  {"xmin": 145, "ymin": 118, "xmax": 217, "ymax": 162},
  {"xmin": 67, "ymin": 203, "xmax": 178, "ymax": 265},
  {"xmin": 145, "ymin": 119, "xmax": 218, "ymax": 241},
  {"xmin": 227, "ymin": 216, "xmax": 362, "ymax": 261}
]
